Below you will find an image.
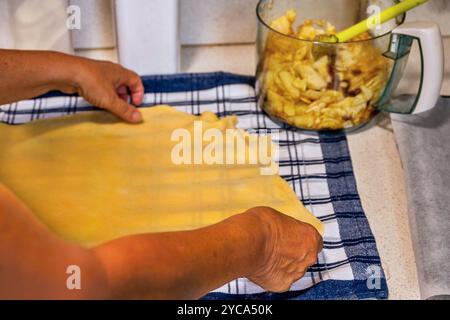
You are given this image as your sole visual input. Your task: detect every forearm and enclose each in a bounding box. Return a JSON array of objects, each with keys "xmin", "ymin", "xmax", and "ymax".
[
  {"xmin": 0, "ymin": 49, "xmax": 144, "ymax": 123},
  {"xmin": 94, "ymin": 212, "xmax": 267, "ymax": 300},
  {"xmin": 0, "ymin": 183, "xmax": 267, "ymax": 300},
  {"xmin": 0, "ymin": 49, "xmax": 79, "ymax": 105},
  {"xmin": 0, "ymin": 184, "xmax": 108, "ymax": 299}
]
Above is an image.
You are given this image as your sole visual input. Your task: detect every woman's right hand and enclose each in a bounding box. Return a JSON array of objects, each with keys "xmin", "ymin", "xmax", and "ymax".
[{"xmin": 244, "ymin": 207, "xmax": 323, "ymax": 293}]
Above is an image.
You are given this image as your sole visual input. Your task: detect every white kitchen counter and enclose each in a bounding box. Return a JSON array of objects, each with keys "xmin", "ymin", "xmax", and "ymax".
[{"xmin": 181, "ymin": 38, "xmax": 450, "ymax": 299}]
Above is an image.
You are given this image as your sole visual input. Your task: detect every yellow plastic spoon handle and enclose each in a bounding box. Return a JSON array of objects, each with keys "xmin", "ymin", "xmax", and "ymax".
[{"xmin": 336, "ymin": 0, "xmax": 429, "ymax": 42}]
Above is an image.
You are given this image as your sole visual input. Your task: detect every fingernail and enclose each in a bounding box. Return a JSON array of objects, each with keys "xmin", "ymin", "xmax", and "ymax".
[
  {"xmin": 133, "ymin": 93, "xmax": 144, "ymax": 106},
  {"xmin": 131, "ymin": 110, "xmax": 143, "ymax": 123}
]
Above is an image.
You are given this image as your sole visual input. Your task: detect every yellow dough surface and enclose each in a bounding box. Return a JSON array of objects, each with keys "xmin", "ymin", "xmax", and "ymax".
[{"xmin": 0, "ymin": 106, "xmax": 323, "ymax": 247}]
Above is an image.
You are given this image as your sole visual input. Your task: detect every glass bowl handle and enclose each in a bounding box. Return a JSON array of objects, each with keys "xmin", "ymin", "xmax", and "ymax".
[{"xmin": 379, "ymin": 22, "xmax": 444, "ymax": 114}]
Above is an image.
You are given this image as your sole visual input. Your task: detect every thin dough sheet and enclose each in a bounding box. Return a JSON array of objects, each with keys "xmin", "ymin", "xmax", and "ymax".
[{"xmin": 0, "ymin": 106, "xmax": 323, "ymax": 247}]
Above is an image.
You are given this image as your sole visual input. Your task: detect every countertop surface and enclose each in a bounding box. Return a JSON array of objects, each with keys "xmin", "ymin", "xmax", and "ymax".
[{"xmin": 181, "ymin": 37, "xmax": 450, "ymax": 300}]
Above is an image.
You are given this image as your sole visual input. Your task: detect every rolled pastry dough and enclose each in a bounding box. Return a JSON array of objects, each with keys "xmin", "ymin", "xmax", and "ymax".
[{"xmin": 0, "ymin": 106, "xmax": 323, "ymax": 247}]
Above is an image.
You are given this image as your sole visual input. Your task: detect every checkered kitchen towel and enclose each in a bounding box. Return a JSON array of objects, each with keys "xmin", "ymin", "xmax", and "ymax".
[{"xmin": 0, "ymin": 72, "xmax": 388, "ymax": 300}]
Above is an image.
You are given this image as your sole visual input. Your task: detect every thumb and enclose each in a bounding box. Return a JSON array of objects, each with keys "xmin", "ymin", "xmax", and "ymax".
[{"xmin": 106, "ymin": 96, "xmax": 143, "ymax": 124}]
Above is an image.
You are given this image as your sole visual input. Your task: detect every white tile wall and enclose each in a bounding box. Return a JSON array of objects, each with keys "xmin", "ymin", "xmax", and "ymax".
[
  {"xmin": 180, "ymin": 0, "xmax": 259, "ymax": 45},
  {"xmin": 75, "ymin": 48, "xmax": 118, "ymax": 62},
  {"xmin": 406, "ymin": 0, "xmax": 450, "ymax": 35},
  {"xmin": 0, "ymin": 0, "xmax": 72, "ymax": 52},
  {"xmin": 0, "ymin": 0, "xmax": 13, "ymax": 48},
  {"xmin": 70, "ymin": 0, "xmax": 116, "ymax": 50},
  {"xmin": 180, "ymin": 0, "xmax": 450, "ymax": 46},
  {"xmin": 114, "ymin": 0, "xmax": 179, "ymax": 74},
  {"xmin": 1, "ymin": 0, "xmax": 448, "ymax": 67}
]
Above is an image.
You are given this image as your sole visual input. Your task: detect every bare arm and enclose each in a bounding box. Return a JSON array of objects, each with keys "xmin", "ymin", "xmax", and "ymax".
[
  {"xmin": 0, "ymin": 184, "xmax": 322, "ymax": 300},
  {"xmin": 94, "ymin": 211, "xmax": 267, "ymax": 299},
  {"xmin": 0, "ymin": 49, "xmax": 323, "ymax": 299},
  {"xmin": 0, "ymin": 49, "xmax": 144, "ymax": 123}
]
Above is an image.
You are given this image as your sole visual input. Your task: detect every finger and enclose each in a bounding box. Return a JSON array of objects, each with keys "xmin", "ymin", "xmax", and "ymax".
[
  {"xmin": 290, "ymin": 268, "xmax": 308, "ymax": 283},
  {"xmin": 107, "ymin": 96, "xmax": 142, "ymax": 124},
  {"xmin": 288, "ymin": 251, "xmax": 319, "ymax": 273},
  {"xmin": 309, "ymin": 232, "xmax": 323, "ymax": 254},
  {"xmin": 304, "ymin": 252, "xmax": 319, "ymax": 268},
  {"xmin": 278, "ymin": 258, "xmax": 297, "ymax": 270},
  {"xmin": 284, "ymin": 255, "xmax": 307, "ymax": 274},
  {"xmin": 317, "ymin": 239, "xmax": 324, "ymax": 253},
  {"xmin": 117, "ymin": 85, "xmax": 129, "ymax": 102},
  {"xmin": 269, "ymin": 281, "xmax": 294, "ymax": 293},
  {"xmin": 123, "ymin": 70, "xmax": 144, "ymax": 106},
  {"xmin": 303, "ymin": 223, "xmax": 324, "ymax": 253},
  {"xmin": 317, "ymin": 233, "xmax": 324, "ymax": 252},
  {"xmin": 286, "ymin": 258, "xmax": 313, "ymax": 274},
  {"xmin": 286, "ymin": 262, "xmax": 301, "ymax": 274}
]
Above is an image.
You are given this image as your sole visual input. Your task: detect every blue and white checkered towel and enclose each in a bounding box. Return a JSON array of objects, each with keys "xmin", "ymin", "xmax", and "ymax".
[{"xmin": 0, "ymin": 72, "xmax": 388, "ymax": 300}]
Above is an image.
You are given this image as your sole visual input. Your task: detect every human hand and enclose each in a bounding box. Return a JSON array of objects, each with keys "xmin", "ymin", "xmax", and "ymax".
[
  {"xmin": 245, "ymin": 207, "xmax": 323, "ymax": 293},
  {"xmin": 62, "ymin": 57, "xmax": 144, "ymax": 123}
]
